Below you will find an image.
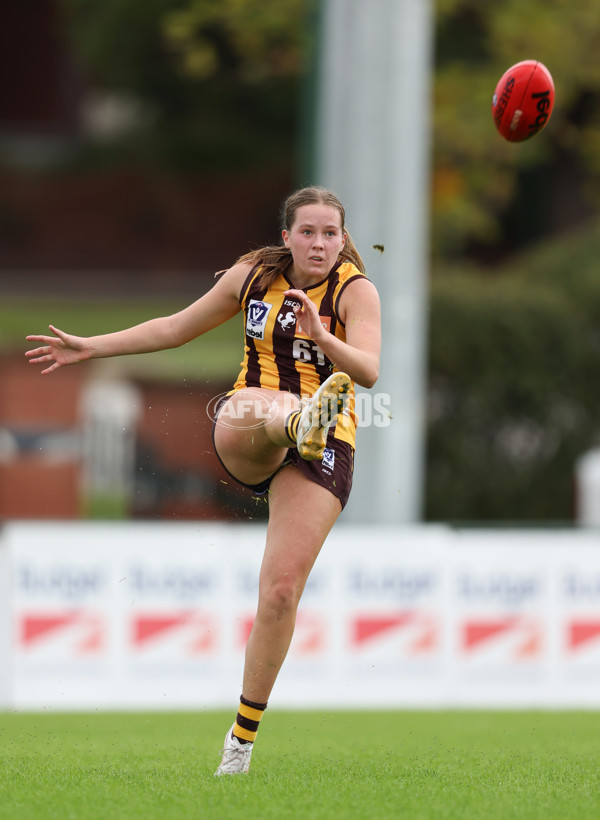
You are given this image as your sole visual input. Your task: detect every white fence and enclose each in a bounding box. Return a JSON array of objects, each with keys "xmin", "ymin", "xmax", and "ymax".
[{"xmin": 1, "ymin": 521, "xmax": 599, "ymax": 710}]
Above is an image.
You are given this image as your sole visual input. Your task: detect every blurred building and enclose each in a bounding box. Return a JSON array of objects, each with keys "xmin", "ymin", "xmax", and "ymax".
[
  {"xmin": 0, "ymin": 0, "xmax": 292, "ymax": 292},
  {"xmin": 0, "ymin": 0, "xmax": 81, "ymax": 144},
  {"xmin": 0, "ymin": 353, "xmax": 255, "ymax": 521},
  {"xmin": 0, "ymin": 2, "xmax": 288, "ymax": 521}
]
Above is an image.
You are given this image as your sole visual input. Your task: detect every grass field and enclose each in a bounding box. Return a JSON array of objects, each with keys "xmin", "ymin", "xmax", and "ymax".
[
  {"xmin": 1, "ymin": 710, "xmax": 599, "ymax": 820},
  {"xmin": 0, "ymin": 297, "xmax": 241, "ymax": 381}
]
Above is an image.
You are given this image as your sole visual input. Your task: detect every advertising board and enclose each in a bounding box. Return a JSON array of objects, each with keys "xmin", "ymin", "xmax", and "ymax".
[{"xmin": 1, "ymin": 523, "xmax": 599, "ymax": 709}]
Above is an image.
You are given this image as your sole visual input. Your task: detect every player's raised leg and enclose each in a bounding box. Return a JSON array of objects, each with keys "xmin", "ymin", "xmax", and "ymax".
[
  {"xmin": 213, "ymin": 388, "xmax": 300, "ymax": 487},
  {"xmin": 213, "ymin": 372, "xmax": 351, "ymax": 486}
]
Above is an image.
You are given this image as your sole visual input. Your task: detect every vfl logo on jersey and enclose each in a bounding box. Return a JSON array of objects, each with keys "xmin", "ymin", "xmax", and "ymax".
[
  {"xmin": 322, "ymin": 447, "xmax": 335, "ymax": 472},
  {"xmin": 277, "ymin": 311, "xmax": 296, "ymax": 331},
  {"xmin": 246, "ymin": 299, "xmax": 273, "ymax": 340}
]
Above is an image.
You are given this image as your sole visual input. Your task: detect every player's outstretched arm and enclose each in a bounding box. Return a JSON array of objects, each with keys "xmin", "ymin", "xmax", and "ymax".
[{"xmin": 25, "ymin": 262, "xmax": 251, "ymax": 375}]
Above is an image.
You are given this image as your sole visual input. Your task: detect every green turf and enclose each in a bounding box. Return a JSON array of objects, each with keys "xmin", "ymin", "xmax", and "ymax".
[
  {"xmin": 1, "ymin": 297, "xmax": 242, "ymax": 381},
  {"xmin": 0, "ymin": 711, "xmax": 599, "ymax": 820}
]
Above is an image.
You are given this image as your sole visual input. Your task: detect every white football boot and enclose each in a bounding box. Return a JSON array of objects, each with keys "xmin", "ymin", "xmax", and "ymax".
[
  {"xmin": 296, "ymin": 372, "xmax": 352, "ymax": 461},
  {"xmin": 214, "ymin": 725, "xmax": 254, "ymax": 776}
]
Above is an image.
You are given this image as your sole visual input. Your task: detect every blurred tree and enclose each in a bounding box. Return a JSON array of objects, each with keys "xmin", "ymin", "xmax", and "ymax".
[
  {"xmin": 433, "ymin": 0, "xmax": 600, "ymax": 261},
  {"xmin": 61, "ymin": 0, "xmax": 600, "ymax": 256},
  {"xmin": 163, "ymin": 0, "xmax": 308, "ymax": 82},
  {"xmin": 426, "ymin": 217, "xmax": 600, "ymax": 522},
  {"xmin": 63, "ymin": 0, "xmax": 310, "ymax": 171}
]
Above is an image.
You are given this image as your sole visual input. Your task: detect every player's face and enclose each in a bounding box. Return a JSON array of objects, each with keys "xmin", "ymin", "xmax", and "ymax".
[{"xmin": 282, "ymin": 203, "xmax": 346, "ymax": 285}]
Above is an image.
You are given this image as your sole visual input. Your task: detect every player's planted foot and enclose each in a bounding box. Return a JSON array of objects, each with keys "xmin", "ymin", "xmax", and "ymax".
[
  {"xmin": 214, "ymin": 726, "xmax": 254, "ymax": 776},
  {"xmin": 295, "ymin": 372, "xmax": 351, "ymax": 461}
]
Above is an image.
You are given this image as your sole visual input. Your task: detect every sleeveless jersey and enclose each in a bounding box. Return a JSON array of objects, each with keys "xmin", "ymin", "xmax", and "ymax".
[{"xmin": 231, "ymin": 260, "xmax": 368, "ymax": 447}]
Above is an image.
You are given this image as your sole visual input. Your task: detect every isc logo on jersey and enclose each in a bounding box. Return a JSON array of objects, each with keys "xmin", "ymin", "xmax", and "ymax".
[{"xmin": 246, "ymin": 300, "xmax": 273, "ymax": 340}]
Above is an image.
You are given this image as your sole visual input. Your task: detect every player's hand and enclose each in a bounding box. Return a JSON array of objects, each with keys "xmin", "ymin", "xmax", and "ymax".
[
  {"xmin": 25, "ymin": 325, "xmax": 91, "ymax": 374},
  {"xmin": 283, "ymin": 289, "xmax": 327, "ymax": 342}
]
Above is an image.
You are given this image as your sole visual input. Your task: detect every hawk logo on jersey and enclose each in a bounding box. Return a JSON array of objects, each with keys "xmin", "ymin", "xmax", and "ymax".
[
  {"xmin": 246, "ymin": 300, "xmax": 273, "ymax": 340},
  {"xmin": 277, "ymin": 311, "xmax": 296, "ymax": 331}
]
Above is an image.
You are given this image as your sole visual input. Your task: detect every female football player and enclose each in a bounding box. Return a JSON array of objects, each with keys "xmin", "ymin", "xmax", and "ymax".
[{"xmin": 25, "ymin": 186, "xmax": 381, "ymax": 775}]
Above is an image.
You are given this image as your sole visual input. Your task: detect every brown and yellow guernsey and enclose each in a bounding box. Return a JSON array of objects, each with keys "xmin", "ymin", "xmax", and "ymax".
[{"xmin": 231, "ymin": 260, "xmax": 367, "ymax": 448}]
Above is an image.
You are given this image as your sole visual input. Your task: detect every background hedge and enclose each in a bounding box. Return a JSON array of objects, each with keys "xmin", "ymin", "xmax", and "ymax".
[{"xmin": 426, "ymin": 219, "xmax": 600, "ymax": 522}]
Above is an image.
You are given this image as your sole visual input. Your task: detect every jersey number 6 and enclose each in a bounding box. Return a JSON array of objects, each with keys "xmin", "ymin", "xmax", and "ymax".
[{"xmin": 293, "ymin": 338, "xmax": 326, "ymax": 367}]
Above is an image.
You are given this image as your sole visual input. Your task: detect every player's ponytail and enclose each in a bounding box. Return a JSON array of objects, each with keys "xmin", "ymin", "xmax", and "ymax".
[{"xmin": 339, "ymin": 230, "xmax": 366, "ymax": 274}]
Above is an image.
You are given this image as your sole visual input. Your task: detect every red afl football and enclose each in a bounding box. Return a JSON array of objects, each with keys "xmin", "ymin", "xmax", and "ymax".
[{"xmin": 492, "ymin": 60, "xmax": 555, "ymax": 142}]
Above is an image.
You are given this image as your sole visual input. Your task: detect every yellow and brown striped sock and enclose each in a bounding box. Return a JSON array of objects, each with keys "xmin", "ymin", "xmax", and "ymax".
[
  {"xmin": 284, "ymin": 410, "xmax": 301, "ymax": 444},
  {"xmin": 232, "ymin": 695, "xmax": 267, "ymax": 745}
]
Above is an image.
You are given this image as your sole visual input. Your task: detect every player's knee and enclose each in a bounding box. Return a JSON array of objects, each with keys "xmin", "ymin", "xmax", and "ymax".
[{"xmin": 260, "ymin": 576, "xmax": 303, "ymax": 615}]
